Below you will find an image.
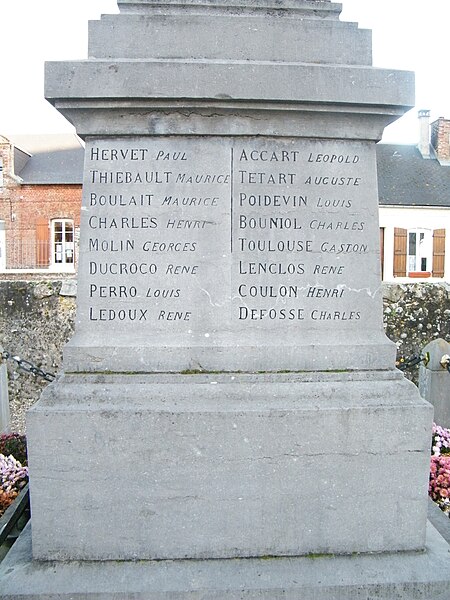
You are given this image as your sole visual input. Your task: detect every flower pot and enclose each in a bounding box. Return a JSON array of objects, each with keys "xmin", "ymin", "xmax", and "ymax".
[
  {"xmin": 0, "ymin": 484, "xmax": 29, "ymax": 553},
  {"xmin": 408, "ymin": 271, "xmax": 431, "ymax": 278}
]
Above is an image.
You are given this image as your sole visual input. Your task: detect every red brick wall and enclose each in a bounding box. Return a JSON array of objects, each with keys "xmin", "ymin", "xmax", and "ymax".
[
  {"xmin": 0, "ymin": 138, "xmax": 16, "ymax": 185},
  {"xmin": 431, "ymin": 118, "xmax": 450, "ymax": 162}
]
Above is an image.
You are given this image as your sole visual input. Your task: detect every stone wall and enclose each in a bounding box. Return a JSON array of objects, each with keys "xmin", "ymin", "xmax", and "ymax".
[
  {"xmin": 0, "ymin": 278, "xmax": 76, "ymax": 433},
  {"xmin": 383, "ymin": 283, "xmax": 450, "ymax": 377},
  {"xmin": 1, "ymin": 279, "xmax": 449, "ymax": 433}
]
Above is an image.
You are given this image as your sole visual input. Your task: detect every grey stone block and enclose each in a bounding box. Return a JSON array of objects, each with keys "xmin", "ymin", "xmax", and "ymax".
[
  {"xmin": 45, "ymin": 61, "xmax": 413, "ymax": 109},
  {"xmin": 59, "ymin": 279, "xmax": 77, "ymax": 297},
  {"xmin": 27, "ymin": 372, "xmax": 431, "ymax": 561},
  {"xmin": 64, "ymin": 135, "xmax": 395, "ymax": 374},
  {"xmin": 88, "ymin": 14, "xmax": 372, "ymax": 65},
  {"xmin": 1, "ymin": 520, "xmax": 449, "ymax": 599}
]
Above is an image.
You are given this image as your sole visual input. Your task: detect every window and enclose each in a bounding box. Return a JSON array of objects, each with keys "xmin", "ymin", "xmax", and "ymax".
[
  {"xmin": 393, "ymin": 228, "xmax": 445, "ymax": 278},
  {"xmin": 35, "ymin": 218, "xmax": 76, "ymax": 270},
  {"xmin": 51, "ymin": 219, "xmax": 74, "ymax": 268},
  {"xmin": 407, "ymin": 229, "xmax": 432, "ymax": 273}
]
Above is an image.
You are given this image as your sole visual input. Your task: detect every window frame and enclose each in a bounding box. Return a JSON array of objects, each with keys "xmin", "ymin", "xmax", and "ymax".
[
  {"xmin": 407, "ymin": 228, "xmax": 433, "ymax": 275},
  {"xmin": 50, "ymin": 218, "xmax": 75, "ymax": 271}
]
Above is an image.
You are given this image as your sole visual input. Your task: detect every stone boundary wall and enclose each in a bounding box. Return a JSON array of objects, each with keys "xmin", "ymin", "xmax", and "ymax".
[
  {"xmin": 1, "ymin": 279, "xmax": 449, "ymax": 433},
  {"xmin": 0, "ymin": 279, "xmax": 76, "ymax": 433},
  {"xmin": 383, "ymin": 283, "xmax": 450, "ymax": 374}
]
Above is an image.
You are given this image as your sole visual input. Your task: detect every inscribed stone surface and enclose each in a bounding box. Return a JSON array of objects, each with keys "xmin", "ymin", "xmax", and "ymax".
[{"xmin": 78, "ymin": 137, "xmax": 381, "ymax": 355}]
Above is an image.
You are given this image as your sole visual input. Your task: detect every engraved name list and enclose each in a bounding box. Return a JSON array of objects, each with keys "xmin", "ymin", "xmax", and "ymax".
[{"xmin": 76, "ymin": 138, "xmax": 379, "ymax": 345}]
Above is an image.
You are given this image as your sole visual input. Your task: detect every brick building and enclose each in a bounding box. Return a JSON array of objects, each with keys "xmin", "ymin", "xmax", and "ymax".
[{"xmin": 0, "ymin": 134, "xmax": 83, "ymax": 273}]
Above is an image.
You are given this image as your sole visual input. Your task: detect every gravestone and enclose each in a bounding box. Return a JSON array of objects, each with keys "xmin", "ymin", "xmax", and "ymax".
[
  {"xmin": 0, "ymin": 345, "xmax": 11, "ymax": 433},
  {"xmin": 420, "ymin": 338, "xmax": 450, "ymax": 427},
  {"xmin": 2, "ymin": 1, "xmax": 450, "ymax": 598}
]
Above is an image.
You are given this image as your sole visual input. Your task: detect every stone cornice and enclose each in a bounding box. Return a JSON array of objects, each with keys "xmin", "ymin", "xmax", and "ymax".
[{"xmin": 46, "ymin": 61, "xmax": 413, "ymax": 107}]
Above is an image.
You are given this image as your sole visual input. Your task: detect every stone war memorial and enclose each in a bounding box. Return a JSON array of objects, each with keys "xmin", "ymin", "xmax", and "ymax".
[{"xmin": 2, "ymin": 0, "xmax": 450, "ymax": 598}]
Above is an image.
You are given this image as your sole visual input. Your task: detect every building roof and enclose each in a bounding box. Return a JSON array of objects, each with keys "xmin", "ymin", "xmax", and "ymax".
[
  {"xmin": 376, "ymin": 143, "xmax": 450, "ymax": 208},
  {"xmin": 8, "ymin": 134, "xmax": 84, "ymax": 184}
]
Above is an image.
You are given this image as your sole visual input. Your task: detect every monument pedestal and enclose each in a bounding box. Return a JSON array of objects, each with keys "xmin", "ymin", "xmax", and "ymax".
[
  {"xmin": 3, "ymin": 1, "xmax": 449, "ymax": 597},
  {"xmin": 26, "ymin": 372, "xmax": 431, "ymax": 561}
]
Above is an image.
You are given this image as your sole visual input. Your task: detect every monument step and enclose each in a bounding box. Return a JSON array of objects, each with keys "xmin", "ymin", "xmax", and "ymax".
[
  {"xmin": 89, "ymin": 14, "xmax": 371, "ymax": 65},
  {"xmin": 1, "ymin": 521, "xmax": 449, "ymax": 599}
]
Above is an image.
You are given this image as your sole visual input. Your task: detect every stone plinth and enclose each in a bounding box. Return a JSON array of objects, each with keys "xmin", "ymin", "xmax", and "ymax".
[
  {"xmin": 1, "ymin": 520, "xmax": 450, "ymax": 600},
  {"xmin": 28, "ymin": 372, "xmax": 431, "ymax": 560}
]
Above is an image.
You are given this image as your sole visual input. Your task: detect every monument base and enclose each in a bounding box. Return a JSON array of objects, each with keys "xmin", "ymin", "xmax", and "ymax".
[
  {"xmin": 26, "ymin": 372, "xmax": 432, "ymax": 560},
  {"xmin": 1, "ymin": 518, "xmax": 449, "ymax": 599}
]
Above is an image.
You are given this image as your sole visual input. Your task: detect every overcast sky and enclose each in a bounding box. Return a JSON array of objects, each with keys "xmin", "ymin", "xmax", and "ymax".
[{"xmin": 1, "ymin": 0, "xmax": 448, "ymax": 143}]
